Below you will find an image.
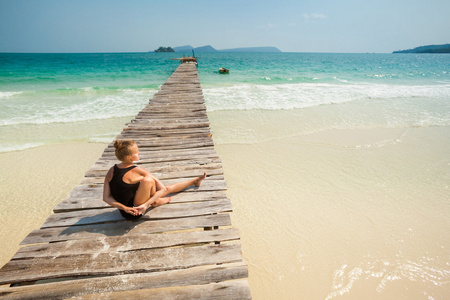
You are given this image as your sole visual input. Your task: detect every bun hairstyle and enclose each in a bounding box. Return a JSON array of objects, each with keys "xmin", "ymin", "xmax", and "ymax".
[{"xmin": 113, "ymin": 140, "xmax": 136, "ymax": 161}]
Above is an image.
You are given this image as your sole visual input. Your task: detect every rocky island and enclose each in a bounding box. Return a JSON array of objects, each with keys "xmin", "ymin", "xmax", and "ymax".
[
  {"xmin": 154, "ymin": 46, "xmax": 174, "ymax": 52},
  {"xmin": 393, "ymin": 43, "xmax": 450, "ymax": 53},
  {"xmin": 154, "ymin": 45, "xmax": 282, "ymax": 53}
]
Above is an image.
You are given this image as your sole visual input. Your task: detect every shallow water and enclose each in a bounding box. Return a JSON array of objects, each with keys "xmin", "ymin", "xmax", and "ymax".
[
  {"xmin": 1, "ymin": 52, "xmax": 449, "ymax": 152},
  {"xmin": 210, "ymin": 109, "xmax": 450, "ymax": 299}
]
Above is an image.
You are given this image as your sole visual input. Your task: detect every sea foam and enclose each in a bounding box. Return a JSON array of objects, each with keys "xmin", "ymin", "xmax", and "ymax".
[
  {"xmin": 0, "ymin": 91, "xmax": 23, "ymax": 99},
  {"xmin": 203, "ymin": 82, "xmax": 450, "ymax": 112},
  {"xmin": 0, "ymin": 88, "xmax": 156, "ymax": 126}
]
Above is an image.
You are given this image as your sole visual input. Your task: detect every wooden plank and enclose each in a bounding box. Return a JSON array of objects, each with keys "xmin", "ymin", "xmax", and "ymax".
[
  {"xmin": 116, "ymin": 133, "xmax": 213, "ymax": 140},
  {"xmin": 80, "ymin": 176, "xmax": 226, "ymax": 186},
  {"xmin": 88, "ymin": 157, "xmax": 222, "ymax": 172},
  {"xmin": 92, "ymin": 161, "xmax": 223, "ymax": 173},
  {"xmin": 0, "ymin": 243, "xmax": 243, "ymax": 285},
  {"xmin": 101, "ymin": 151, "xmax": 217, "ymax": 162},
  {"xmin": 80, "ymin": 172, "xmax": 224, "ymax": 182},
  {"xmin": 55, "ymin": 190, "xmax": 228, "ymax": 212},
  {"xmin": 0, "ymin": 262, "xmax": 248, "ymax": 300},
  {"xmin": 105, "ymin": 138, "xmax": 214, "ymax": 147},
  {"xmin": 41, "ymin": 199, "xmax": 232, "ymax": 228},
  {"xmin": 88, "ymin": 156, "xmax": 222, "ymax": 168},
  {"xmin": 133, "ymin": 108, "xmax": 206, "ymax": 114},
  {"xmin": 85, "ymin": 162, "xmax": 223, "ymax": 177},
  {"xmin": 143, "ymin": 169, "xmax": 224, "ymax": 182},
  {"xmin": 75, "ymin": 280, "xmax": 251, "ymax": 300},
  {"xmin": 122, "ymin": 123, "xmax": 211, "ymax": 131},
  {"xmin": 102, "ymin": 137, "xmax": 214, "ymax": 149},
  {"xmin": 116, "ymin": 132, "xmax": 213, "ymax": 141},
  {"xmin": 21, "ymin": 214, "xmax": 232, "ymax": 245},
  {"xmin": 139, "ymin": 105, "xmax": 205, "ymax": 110},
  {"xmin": 100, "ymin": 147, "xmax": 218, "ymax": 159},
  {"xmin": 139, "ymin": 102, "xmax": 206, "ymax": 107},
  {"xmin": 127, "ymin": 118, "xmax": 209, "ymax": 125},
  {"xmin": 100, "ymin": 148, "xmax": 218, "ymax": 159},
  {"xmin": 134, "ymin": 113, "xmax": 208, "ymax": 120},
  {"xmin": 101, "ymin": 141, "xmax": 214, "ymax": 152},
  {"xmin": 13, "ymin": 228, "xmax": 240, "ymax": 259},
  {"xmin": 79, "ymin": 177, "xmax": 227, "ymax": 188},
  {"xmin": 144, "ymin": 99, "xmax": 205, "ymax": 105},
  {"xmin": 110, "ymin": 134, "xmax": 212, "ymax": 142}
]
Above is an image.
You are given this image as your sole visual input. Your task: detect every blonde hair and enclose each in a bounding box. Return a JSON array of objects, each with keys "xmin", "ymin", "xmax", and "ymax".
[{"xmin": 113, "ymin": 140, "xmax": 136, "ymax": 161}]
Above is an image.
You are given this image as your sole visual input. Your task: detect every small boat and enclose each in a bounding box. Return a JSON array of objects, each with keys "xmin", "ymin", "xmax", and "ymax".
[{"xmin": 219, "ymin": 67, "xmax": 229, "ymax": 74}]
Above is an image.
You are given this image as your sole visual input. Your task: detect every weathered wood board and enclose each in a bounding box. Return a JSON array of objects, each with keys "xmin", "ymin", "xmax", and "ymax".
[
  {"xmin": 0, "ymin": 62, "xmax": 251, "ymax": 298},
  {"xmin": 0, "ymin": 263, "xmax": 249, "ymax": 300}
]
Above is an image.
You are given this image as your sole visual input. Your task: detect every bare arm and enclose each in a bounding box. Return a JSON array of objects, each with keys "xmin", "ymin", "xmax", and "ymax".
[{"xmin": 103, "ymin": 168, "xmax": 138, "ymax": 215}]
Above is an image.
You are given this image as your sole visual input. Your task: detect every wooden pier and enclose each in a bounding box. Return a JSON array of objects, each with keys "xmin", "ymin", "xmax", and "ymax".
[{"xmin": 0, "ymin": 63, "xmax": 251, "ymax": 299}]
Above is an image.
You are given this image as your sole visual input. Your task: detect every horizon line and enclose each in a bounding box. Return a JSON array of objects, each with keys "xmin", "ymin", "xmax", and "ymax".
[{"xmin": 0, "ymin": 51, "xmax": 394, "ymax": 54}]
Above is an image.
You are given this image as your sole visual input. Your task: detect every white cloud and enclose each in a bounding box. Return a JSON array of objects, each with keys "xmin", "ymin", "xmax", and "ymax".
[
  {"xmin": 257, "ymin": 23, "xmax": 278, "ymax": 29},
  {"xmin": 303, "ymin": 13, "xmax": 328, "ymax": 21}
]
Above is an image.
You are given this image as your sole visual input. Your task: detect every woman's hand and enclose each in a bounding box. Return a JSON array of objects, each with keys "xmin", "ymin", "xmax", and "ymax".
[
  {"xmin": 124, "ymin": 206, "xmax": 139, "ymax": 216},
  {"xmin": 135, "ymin": 203, "xmax": 149, "ymax": 216}
]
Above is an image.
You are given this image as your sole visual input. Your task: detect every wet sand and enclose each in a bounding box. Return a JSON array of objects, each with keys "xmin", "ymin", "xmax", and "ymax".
[
  {"xmin": 214, "ymin": 124, "xmax": 450, "ymax": 299},
  {"xmin": 1, "ymin": 111, "xmax": 449, "ymax": 299}
]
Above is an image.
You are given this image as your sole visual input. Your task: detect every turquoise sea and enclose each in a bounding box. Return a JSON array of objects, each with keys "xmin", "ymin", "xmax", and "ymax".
[
  {"xmin": 1, "ymin": 52, "xmax": 450, "ymax": 299},
  {"xmin": 0, "ymin": 52, "xmax": 449, "ymax": 152}
]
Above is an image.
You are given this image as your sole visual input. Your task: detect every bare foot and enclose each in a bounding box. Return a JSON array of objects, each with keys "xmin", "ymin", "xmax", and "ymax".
[
  {"xmin": 151, "ymin": 197, "xmax": 171, "ymax": 208},
  {"xmin": 194, "ymin": 172, "xmax": 207, "ymax": 187}
]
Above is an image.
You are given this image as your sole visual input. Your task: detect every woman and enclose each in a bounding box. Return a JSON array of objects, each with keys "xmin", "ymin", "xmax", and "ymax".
[{"xmin": 103, "ymin": 140, "xmax": 206, "ymax": 220}]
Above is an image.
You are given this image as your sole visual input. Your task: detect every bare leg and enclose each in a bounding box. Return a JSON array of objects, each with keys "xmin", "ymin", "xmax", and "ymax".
[
  {"xmin": 133, "ymin": 176, "xmax": 156, "ymax": 207},
  {"xmin": 134, "ymin": 173, "xmax": 206, "ymax": 210},
  {"xmin": 164, "ymin": 172, "xmax": 207, "ymax": 195},
  {"xmin": 134, "ymin": 176, "xmax": 172, "ymax": 211},
  {"xmin": 150, "ymin": 197, "xmax": 172, "ymax": 207}
]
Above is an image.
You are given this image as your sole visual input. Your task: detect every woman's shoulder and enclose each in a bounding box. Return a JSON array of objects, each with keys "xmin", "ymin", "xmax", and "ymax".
[
  {"xmin": 132, "ymin": 166, "xmax": 150, "ymax": 175},
  {"xmin": 105, "ymin": 166, "xmax": 115, "ymax": 181}
]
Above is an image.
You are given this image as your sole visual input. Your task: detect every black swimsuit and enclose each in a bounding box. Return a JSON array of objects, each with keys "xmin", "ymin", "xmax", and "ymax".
[{"xmin": 109, "ymin": 164, "xmax": 142, "ymax": 220}]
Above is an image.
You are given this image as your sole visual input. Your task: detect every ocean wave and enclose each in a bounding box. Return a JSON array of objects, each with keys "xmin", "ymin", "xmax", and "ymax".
[
  {"xmin": 52, "ymin": 86, "xmax": 159, "ymax": 94},
  {"xmin": 0, "ymin": 91, "xmax": 152, "ymax": 126},
  {"xmin": 0, "ymin": 91, "xmax": 23, "ymax": 99},
  {"xmin": 0, "ymin": 86, "xmax": 159, "ymax": 98},
  {"xmin": 0, "ymin": 85, "xmax": 159, "ymax": 126},
  {"xmin": 203, "ymin": 82, "xmax": 450, "ymax": 111},
  {"xmin": 0, "ymin": 142, "xmax": 44, "ymax": 153}
]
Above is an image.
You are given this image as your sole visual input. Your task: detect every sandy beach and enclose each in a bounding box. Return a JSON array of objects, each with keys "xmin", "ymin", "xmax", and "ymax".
[
  {"xmin": 1, "ymin": 108, "xmax": 449, "ymax": 299},
  {"xmin": 0, "ymin": 142, "xmax": 107, "ymax": 268}
]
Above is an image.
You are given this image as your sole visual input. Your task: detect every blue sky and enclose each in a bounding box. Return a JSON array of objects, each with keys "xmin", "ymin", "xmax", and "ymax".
[{"xmin": 1, "ymin": 0, "xmax": 449, "ymax": 53}]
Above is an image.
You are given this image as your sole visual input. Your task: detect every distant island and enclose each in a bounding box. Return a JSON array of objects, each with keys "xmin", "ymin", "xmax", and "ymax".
[
  {"xmin": 153, "ymin": 45, "xmax": 282, "ymax": 53},
  {"xmin": 154, "ymin": 46, "xmax": 174, "ymax": 53},
  {"xmin": 393, "ymin": 43, "xmax": 450, "ymax": 53}
]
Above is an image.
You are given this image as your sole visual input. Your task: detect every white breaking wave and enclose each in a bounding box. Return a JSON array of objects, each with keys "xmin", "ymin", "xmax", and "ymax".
[
  {"xmin": 0, "ymin": 142, "xmax": 44, "ymax": 153},
  {"xmin": 0, "ymin": 90, "xmax": 155, "ymax": 126},
  {"xmin": 0, "ymin": 91, "xmax": 23, "ymax": 99},
  {"xmin": 203, "ymin": 82, "xmax": 450, "ymax": 111}
]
